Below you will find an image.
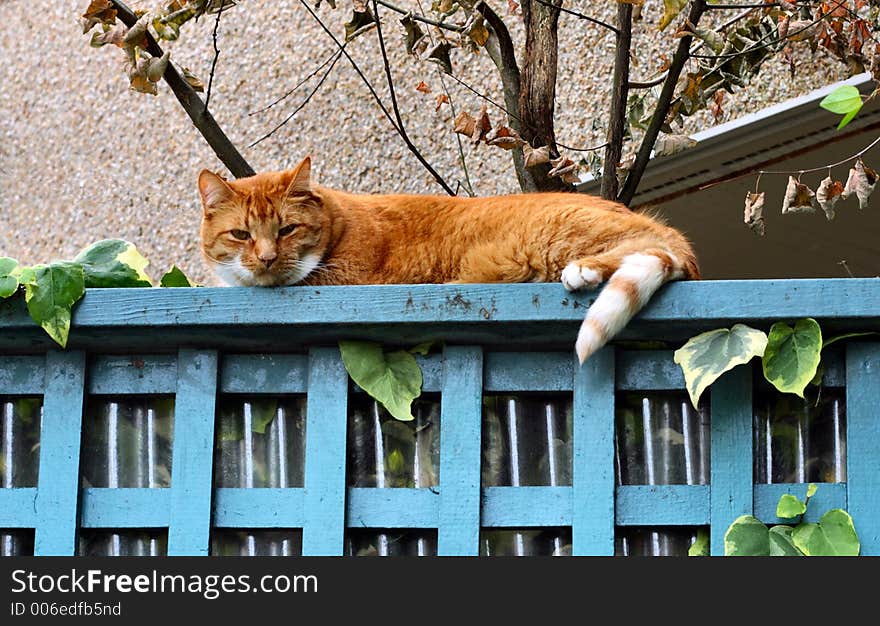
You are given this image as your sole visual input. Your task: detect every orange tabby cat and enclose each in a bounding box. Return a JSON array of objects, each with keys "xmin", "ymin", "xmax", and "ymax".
[{"xmin": 198, "ymin": 156, "xmax": 699, "ymax": 362}]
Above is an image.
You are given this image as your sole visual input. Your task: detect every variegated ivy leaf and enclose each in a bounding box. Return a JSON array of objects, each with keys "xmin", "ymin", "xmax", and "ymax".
[
  {"xmin": 23, "ymin": 262, "xmax": 86, "ymax": 348},
  {"xmin": 0, "ymin": 257, "xmax": 21, "ymax": 298},
  {"xmin": 74, "ymin": 239, "xmax": 153, "ymax": 288},
  {"xmin": 762, "ymin": 318, "xmax": 822, "ymax": 398},
  {"xmin": 673, "ymin": 324, "xmax": 768, "ymax": 408}
]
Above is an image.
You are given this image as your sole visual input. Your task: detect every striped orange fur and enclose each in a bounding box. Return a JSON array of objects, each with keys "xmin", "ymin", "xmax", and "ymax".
[{"xmin": 198, "ymin": 157, "xmax": 699, "ymax": 362}]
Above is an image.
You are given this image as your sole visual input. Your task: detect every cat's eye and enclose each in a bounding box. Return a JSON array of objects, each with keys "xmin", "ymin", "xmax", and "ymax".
[
  {"xmin": 230, "ymin": 229, "xmax": 251, "ymax": 241},
  {"xmin": 278, "ymin": 224, "xmax": 298, "ymax": 237}
]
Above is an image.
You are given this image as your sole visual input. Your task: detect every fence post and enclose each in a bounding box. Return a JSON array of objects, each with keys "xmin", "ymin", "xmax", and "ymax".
[
  {"xmin": 709, "ymin": 364, "xmax": 753, "ymax": 556},
  {"xmin": 438, "ymin": 346, "xmax": 483, "ymax": 556},
  {"xmin": 168, "ymin": 349, "xmax": 218, "ymax": 555},
  {"xmin": 302, "ymin": 347, "xmax": 349, "ymax": 555},
  {"xmin": 572, "ymin": 347, "xmax": 616, "ymax": 556},
  {"xmin": 34, "ymin": 350, "xmax": 86, "ymax": 556}
]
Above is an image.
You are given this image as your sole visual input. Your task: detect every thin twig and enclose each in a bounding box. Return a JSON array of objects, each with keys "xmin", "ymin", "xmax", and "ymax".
[
  {"xmin": 602, "ymin": 2, "xmax": 632, "ymax": 200},
  {"xmin": 204, "ymin": 6, "xmax": 223, "ymax": 111},
  {"xmin": 249, "ymin": 46, "xmax": 346, "ymax": 116},
  {"xmin": 372, "ymin": 0, "xmax": 455, "ymax": 195},
  {"xmin": 758, "ymin": 134, "xmax": 880, "ymax": 175},
  {"xmin": 375, "ymin": 0, "xmax": 464, "ymax": 32},
  {"xmin": 248, "ymin": 51, "xmax": 344, "ymax": 147},
  {"xmin": 532, "ymin": 0, "xmax": 618, "ymax": 35},
  {"xmin": 110, "ymin": 0, "xmax": 254, "ymax": 177},
  {"xmin": 297, "ymin": 0, "xmax": 454, "ymax": 194}
]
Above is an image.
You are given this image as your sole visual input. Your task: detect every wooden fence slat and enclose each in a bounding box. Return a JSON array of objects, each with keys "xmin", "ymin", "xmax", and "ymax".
[
  {"xmin": 34, "ymin": 351, "xmax": 86, "ymax": 556},
  {"xmin": 167, "ymin": 350, "xmax": 218, "ymax": 556},
  {"xmin": 709, "ymin": 364, "xmax": 754, "ymax": 556},
  {"xmin": 301, "ymin": 347, "xmax": 349, "ymax": 556},
  {"xmin": 438, "ymin": 346, "xmax": 483, "ymax": 556},
  {"xmin": 572, "ymin": 347, "xmax": 616, "ymax": 556},
  {"xmin": 846, "ymin": 343, "xmax": 880, "ymax": 555}
]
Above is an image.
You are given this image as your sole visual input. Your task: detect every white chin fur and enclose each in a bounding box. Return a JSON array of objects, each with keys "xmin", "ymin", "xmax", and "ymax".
[{"xmin": 212, "ymin": 252, "xmax": 322, "ymax": 287}]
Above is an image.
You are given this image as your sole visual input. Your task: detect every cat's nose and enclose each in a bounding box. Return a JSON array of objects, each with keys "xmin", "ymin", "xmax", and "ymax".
[{"xmin": 258, "ymin": 253, "xmax": 277, "ymax": 268}]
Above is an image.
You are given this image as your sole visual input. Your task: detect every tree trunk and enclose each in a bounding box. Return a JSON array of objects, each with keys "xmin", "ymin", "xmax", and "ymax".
[
  {"xmin": 519, "ymin": 0, "xmax": 569, "ymax": 191},
  {"xmin": 601, "ymin": 3, "xmax": 632, "ymax": 201}
]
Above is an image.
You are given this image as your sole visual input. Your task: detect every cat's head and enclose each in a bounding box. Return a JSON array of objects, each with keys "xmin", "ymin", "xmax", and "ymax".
[{"xmin": 197, "ymin": 157, "xmax": 331, "ymax": 286}]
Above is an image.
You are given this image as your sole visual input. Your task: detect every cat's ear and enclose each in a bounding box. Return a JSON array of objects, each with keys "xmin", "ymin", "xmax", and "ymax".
[
  {"xmin": 198, "ymin": 169, "xmax": 236, "ymax": 212},
  {"xmin": 285, "ymin": 156, "xmax": 312, "ymax": 196}
]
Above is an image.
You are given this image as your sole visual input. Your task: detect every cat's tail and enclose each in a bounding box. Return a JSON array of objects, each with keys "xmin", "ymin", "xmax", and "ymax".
[{"xmin": 575, "ymin": 249, "xmax": 698, "ymax": 364}]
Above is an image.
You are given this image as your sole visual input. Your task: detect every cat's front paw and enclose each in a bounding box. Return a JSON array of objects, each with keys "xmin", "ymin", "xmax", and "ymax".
[{"xmin": 561, "ymin": 263, "xmax": 602, "ymax": 292}]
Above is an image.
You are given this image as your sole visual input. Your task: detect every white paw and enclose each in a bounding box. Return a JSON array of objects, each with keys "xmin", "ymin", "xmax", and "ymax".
[{"xmin": 561, "ymin": 263, "xmax": 602, "ymax": 292}]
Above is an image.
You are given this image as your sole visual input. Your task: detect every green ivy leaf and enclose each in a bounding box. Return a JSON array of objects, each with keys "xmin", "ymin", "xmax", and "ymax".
[
  {"xmin": 688, "ymin": 528, "xmax": 710, "ymax": 556},
  {"xmin": 409, "ymin": 341, "xmax": 437, "ymax": 356},
  {"xmin": 820, "ymin": 85, "xmax": 863, "ymax": 129},
  {"xmin": 807, "ymin": 483, "xmax": 818, "ymax": 498},
  {"xmin": 776, "ymin": 494, "xmax": 807, "ymax": 519},
  {"xmin": 74, "ymin": 239, "xmax": 153, "ymax": 288},
  {"xmin": 0, "ymin": 257, "xmax": 21, "ymax": 298},
  {"xmin": 673, "ymin": 324, "xmax": 768, "ymax": 408},
  {"xmin": 762, "ymin": 318, "xmax": 822, "ymax": 398},
  {"xmin": 23, "ymin": 262, "xmax": 86, "ymax": 348},
  {"xmin": 160, "ymin": 265, "xmax": 193, "ymax": 287},
  {"xmin": 769, "ymin": 526, "xmax": 802, "ymax": 556},
  {"xmin": 724, "ymin": 515, "xmax": 770, "ymax": 556},
  {"xmin": 791, "ymin": 509, "xmax": 859, "ymax": 556},
  {"xmin": 339, "ymin": 341, "xmax": 423, "ymax": 422}
]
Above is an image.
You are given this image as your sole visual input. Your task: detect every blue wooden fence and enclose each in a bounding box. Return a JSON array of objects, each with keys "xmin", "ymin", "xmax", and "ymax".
[{"xmin": 0, "ymin": 279, "xmax": 878, "ymax": 556}]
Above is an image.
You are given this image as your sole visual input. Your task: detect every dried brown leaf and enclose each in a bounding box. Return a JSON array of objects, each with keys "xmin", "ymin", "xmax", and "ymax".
[
  {"xmin": 744, "ymin": 191, "xmax": 766, "ymax": 236},
  {"xmin": 485, "ymin": 126, "xmax": 525, "ymax": 150},
  {"xmin": 523, "ymin": 145, "xmax": 550, "ymax": 168},
  {"xmin": 425, "ymin": 41, "xmax": 454, "ymax": 75},
  {"xmin": 471, "ymin": 104, "xmax": 491, "ymax": 145},
  {"xmin": 468, "ymin": 18, "xmax": 489, "ymax": 47},
  {"xmin": 344, "ymin": 8, "xmax": 377, "ymax": 42},
  {"xmin": 435, "ymin": 94, "xmax": 449, "ymax": 111},
  {"xmin": 415, "ymin": 81, "xmax": 431, "ymax": 94},
  {"xmin": 816, "ymin": 176, "xmax": 845, "ymax": 220},
  {"xmin": 507, "ymin": 0, "xmax": 519, "ymax": 15},
  {"xmin": 453, "ymin": 111, "xmax": 476, "ymax": 137},
  {"xmin": 89, "ymin": 23, "xmax": 127, "ymax": 47},
  {"xmin": 654, "ymin": 134, "xmax": 697, "ymax": 157},
  {"xmin": 781, "ymin": 176, "xmax": 817, "ymax": 214},
  {"xmin": 180, "ymin": 65, "xmax": 205, "ymax": 92},
  {"xmin": 548, "ymin": 156, "xmax": 580, "ymax": 184},
  {"xmin": 842, "ymin": 159, "xmax": 877, "ymax": 209},
  {"xmin": 82, "ymin": 0, "xmax": 117, "ymax": 33},
  {"xmin": 786, "ymin": 19, "xmax": 819, "ymax": 43},
  {"xmin": 122, "ymin": 13, "xmax": 151, "ymax": 49},
  {"xmin": 400, "ymin": 13, "xmax": 426, "ymax": 56}
]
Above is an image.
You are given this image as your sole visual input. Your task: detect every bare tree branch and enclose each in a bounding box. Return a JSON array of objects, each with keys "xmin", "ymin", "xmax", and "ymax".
[
  {"xmin": 372, "ymin": 0, "xmax": 456, "ymax": 195},
  {"xmin": 204, "ymin": 6, "xmax": 223, "ymax": 111},
  {"xmin": 111, "ymin": 0, "xmax": 254, "ymax": 177},
  {"xmin": 601, "ymin": 3, "xmax": 632, "ymax": 201},
  {"xmin": 375, "ymin": 0, "xmax": 464, "ymax": 32},
  {"xmin": 618, "ymin": 0, "xmax": 707, "ymax": 206}
]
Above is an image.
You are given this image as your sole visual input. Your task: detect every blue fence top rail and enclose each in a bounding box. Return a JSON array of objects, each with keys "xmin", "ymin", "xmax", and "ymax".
[
  {"xmin": 1, "ymin": 278, "xmax": 879, "ymax": 351},
  {"xmin": 1, "ymin": 278, "xmax": 878, "ymax": 557}
]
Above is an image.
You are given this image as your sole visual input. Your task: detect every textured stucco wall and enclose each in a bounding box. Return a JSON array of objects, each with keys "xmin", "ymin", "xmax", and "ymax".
[{"xmin": 0, "ymin": 1, "xmax": 848, "ymax": 284}]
